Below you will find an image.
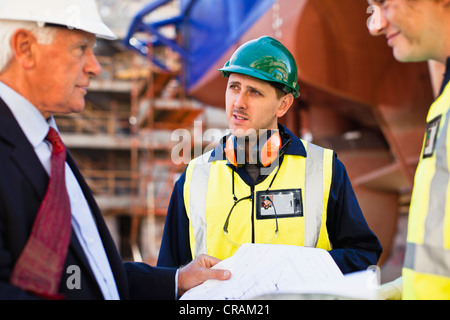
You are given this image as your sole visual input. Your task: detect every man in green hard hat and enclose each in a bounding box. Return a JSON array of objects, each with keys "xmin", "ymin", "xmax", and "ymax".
[{"xmin": 157, "ymin": 36, "xmax": 382, "ymax": 276}]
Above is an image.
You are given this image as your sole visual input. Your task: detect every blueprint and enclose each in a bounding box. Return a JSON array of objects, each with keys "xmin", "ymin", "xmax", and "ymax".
[{"xmin": 180, "ymin": 244, "xmax": 378, "ymax": 300}]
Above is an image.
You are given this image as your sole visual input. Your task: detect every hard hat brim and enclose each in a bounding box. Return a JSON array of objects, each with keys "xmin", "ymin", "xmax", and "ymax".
[
  {"xmin": 219, "ymin": 65, "xmax": 300, "ymax": 98},
  {"xmin": 0, "ymin": 0, "xmax": 117, "ymax": 40},
  {"xmin": 0, "ymin": 17, "xmax": 117, "ymax": 40},
  {"xmin": 77, "ymin": 21, "xmax": 117, "ymax": 40}
]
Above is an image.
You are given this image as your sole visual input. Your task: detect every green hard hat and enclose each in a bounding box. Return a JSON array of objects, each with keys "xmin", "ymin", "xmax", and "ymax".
[{"xmin": 219, "ymin": 36, "xmax": 300, "ymax": 98}]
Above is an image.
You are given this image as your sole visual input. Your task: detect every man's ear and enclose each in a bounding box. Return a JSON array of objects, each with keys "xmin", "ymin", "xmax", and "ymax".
[
  {"xmin": 10, "ymin": 29, "xmax": 37, "ymax": 69},
  {"xmin": 275, "ymin": 93, "xmax": 294, "ymax": 118}
]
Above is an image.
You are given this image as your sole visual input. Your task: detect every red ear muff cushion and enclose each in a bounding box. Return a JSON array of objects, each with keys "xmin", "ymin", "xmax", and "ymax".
[
  {"xmin": 259, "ymin": 131, "xmax": 282, "ymax": 167},
  {"xmin": 225, "ymin": 135, "xmax": 237, "ymax": 166}
]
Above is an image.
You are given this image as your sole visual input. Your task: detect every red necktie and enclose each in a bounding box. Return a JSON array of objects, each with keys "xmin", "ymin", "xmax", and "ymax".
[{"xmin": 10, "ymin": 127, "xmax": 72, "ymax": 298}]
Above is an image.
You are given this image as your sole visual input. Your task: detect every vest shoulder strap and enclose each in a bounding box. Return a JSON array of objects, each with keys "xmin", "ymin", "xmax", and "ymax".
[{"xmin": 184, "ymin": 150, "xmax": 214, "ymax": 256}]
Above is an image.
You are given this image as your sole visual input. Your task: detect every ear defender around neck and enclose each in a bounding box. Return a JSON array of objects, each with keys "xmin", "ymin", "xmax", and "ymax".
[
  {"xmin": 224, "ymin": 134, "xmax": 241, "ymax": 167},
  {"xmin": 258, "ymin": 130, "xmax": 282, "ymax": 167},
  {"xmin": 225, "ymin": 130, "xmax": 289, "ymax": 168}
]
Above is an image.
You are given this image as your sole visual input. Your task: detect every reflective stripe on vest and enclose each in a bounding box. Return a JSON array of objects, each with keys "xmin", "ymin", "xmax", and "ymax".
[
  {"xmin": 184, "ymin": 140, "xmax": 333, "ymax": 259},
  {"xmin": 185, "ymin": 151, "xmax": 212, "ymax": 257},
  {"xmin": 304, "ymin": 143, "xmax": 326, "ymax": 248},
  {"xmin": 403, "ymin": 81, "xmax": 450, "ymax": 299}
]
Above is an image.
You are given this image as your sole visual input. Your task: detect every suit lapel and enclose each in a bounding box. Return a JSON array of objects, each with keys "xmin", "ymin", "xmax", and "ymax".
[{"xmin": 0, "ymin": 99, "xmax": 48, "ymax": 201}]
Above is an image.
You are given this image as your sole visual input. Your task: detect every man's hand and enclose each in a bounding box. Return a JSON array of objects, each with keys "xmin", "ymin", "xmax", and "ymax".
[{"xmin": 177, "ymin": 254, "xmax": 231, "ymax": 297}]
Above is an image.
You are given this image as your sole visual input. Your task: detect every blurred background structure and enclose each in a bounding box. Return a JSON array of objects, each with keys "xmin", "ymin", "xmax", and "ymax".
[{"xmin": 55, "ymin": 0, "xmax": 442, "ymax": 283}]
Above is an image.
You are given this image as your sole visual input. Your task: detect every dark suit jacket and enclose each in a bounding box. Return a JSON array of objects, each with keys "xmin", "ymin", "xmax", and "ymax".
[{"xmin": 0, "ymin": 98, "xmax": 176, "ymax": 299}]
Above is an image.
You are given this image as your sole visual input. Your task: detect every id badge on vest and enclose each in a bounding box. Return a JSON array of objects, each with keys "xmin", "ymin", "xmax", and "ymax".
[
  {"xmin": 423, "ymin": 115, "xmax": 442, "ymax": 159},
  {"xmin": 256, "ymin": 189, "xmax": 303, "ymax": 220}
]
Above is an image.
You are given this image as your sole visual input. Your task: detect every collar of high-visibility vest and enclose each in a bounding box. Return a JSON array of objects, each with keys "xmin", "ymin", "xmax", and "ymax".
[
  {"xmin": 439, "ymin": 56, "xmax": 450, "ymax": 96},
  {"xmin": 208, "ymin": 124, "xmax": 307, "ymax": 163}
]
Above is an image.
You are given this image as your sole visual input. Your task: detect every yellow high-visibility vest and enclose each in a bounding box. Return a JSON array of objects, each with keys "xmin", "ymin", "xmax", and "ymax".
[
  {"xmin": 403, "ymin": 81, "xmax": 450, "ymax": 299},
  {"xmin": 183, "ymin": 140, "xmax": 333, "ymax": 261}
]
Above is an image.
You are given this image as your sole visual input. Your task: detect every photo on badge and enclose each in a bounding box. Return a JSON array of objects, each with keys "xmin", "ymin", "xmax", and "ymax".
[{"xmin": 256, "ymin": 189, "xmax": 303, "ymax": 220}]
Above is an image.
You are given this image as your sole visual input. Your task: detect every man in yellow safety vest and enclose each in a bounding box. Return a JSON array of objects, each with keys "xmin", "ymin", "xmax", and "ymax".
[
  {"xmin": 157, "ymin": 36, "xmax": 382, "ymax": 275},
  {"xmin": 367, "ymin": 0, "xmax": 450, "ymax": 299}
]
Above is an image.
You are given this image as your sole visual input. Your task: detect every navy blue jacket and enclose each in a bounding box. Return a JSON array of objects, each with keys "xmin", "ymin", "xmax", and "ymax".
[{"xmin": 157, "ymin": 126, "xmax": 382, "ymax": 274}]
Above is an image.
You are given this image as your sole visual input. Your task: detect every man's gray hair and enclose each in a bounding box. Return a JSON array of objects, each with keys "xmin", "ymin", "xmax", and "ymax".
[{"xmin": 0, "ymin": 20, "xmax": 57, "ymax": 73}]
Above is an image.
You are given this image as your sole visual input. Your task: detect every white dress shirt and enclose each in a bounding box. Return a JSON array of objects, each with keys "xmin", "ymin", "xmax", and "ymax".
[{"xmin": 0, "ymin": 81, "xmax": 120, "ymax": 299}]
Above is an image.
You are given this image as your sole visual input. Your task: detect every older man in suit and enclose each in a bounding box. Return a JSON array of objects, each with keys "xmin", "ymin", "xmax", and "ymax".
[{"xmin": 0, "ymin": 0, "xmax": 229, "ymax": 300}]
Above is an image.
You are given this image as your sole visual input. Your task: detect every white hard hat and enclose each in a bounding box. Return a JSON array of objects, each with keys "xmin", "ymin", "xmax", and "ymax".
[{"xmin": 0, "ymin": 0, "xmax": 117, "ymax": 40}]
